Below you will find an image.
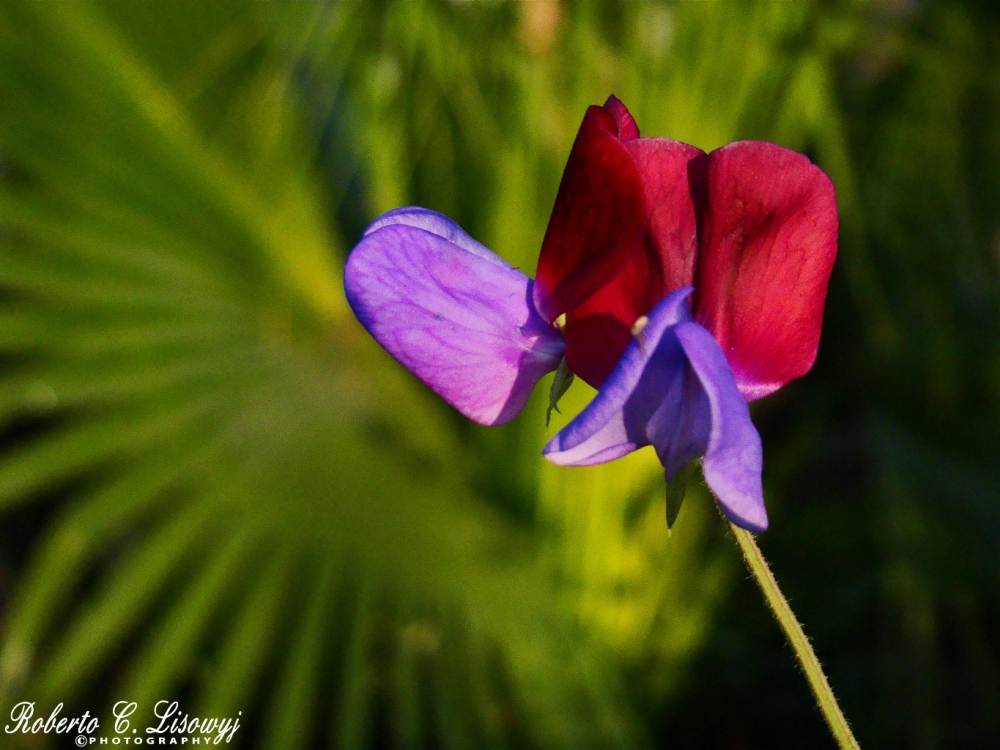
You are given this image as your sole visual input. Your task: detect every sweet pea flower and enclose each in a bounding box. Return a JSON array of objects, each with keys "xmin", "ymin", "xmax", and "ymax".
[{"xmin": 344, "ymin": 96, "xmax": 837, "ymax": 532}]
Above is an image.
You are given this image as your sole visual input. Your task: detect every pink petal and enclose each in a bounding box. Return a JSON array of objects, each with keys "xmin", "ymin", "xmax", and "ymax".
[{"xmin": 693, "ymin": 141, "xmax": 838, "ymax": 400}]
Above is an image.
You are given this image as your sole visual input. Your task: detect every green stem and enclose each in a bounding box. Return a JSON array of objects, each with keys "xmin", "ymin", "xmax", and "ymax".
[{"xmin": 730, "ymin": 522, "xmax": 861, "ymax": 750}]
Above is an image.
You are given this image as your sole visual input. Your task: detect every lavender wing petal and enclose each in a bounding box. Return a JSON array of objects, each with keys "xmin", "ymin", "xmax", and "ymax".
[
  {"xmin": 345, "ymin": 222, "xmax": 564, "ymax": 426},
  {"xmin": 675, "ymin": 322, "xmax": 767, "ymax": 532},
  {"xmin": 364, "ymin": 207, "xmax": 511, "ymax": 269},
  {"xmin": 543, "ymin": 287, "xmax": 695, "ymax": 466}
]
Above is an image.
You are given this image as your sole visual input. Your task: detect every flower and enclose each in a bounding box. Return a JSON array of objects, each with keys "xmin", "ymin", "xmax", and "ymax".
[
  {"xmin": 535, "ymin": 97, "xmax": 838, "ymax": 530},
  {"xmin": 534, "ymin": 97, "xmax": 838, "ymax": 398},
  {"xmin": 343, "ymin": 96, "xmax": 837, "ymax": 531}
]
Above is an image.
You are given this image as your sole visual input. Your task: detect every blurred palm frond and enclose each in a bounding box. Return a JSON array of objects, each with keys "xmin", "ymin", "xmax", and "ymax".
[{"xmin": 3, "ymin": 0, "xmax": 1000, "ymax": 748}]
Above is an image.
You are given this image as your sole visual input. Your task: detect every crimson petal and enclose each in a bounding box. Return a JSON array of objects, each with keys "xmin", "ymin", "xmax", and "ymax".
[
  {"xmin": 693, "ymin": 141, "xmax": 838, "ymax": 400},
  {"xmin": 562, "ymin": 137, "xmax": 705, "ymax": 388},
  {"xmin": 532, "ymin": 104, "xmax": 647, "ymax": 323},
  {"xmin": 537, "ymin": 98, "xmax": 703, "ymax": 387},
  {"xmin": 603, "ymin": 94, "xmax": 640, "ymax": 140}
]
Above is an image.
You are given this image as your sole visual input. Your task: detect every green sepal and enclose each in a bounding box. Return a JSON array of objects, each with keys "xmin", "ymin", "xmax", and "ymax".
[
  {"xmin": 665, "ymin": 461, "xmax": 700, "ymax": 532},
  {"xmin": 546, "ymin": 358, "xmax": 575, "ymax": 426}
]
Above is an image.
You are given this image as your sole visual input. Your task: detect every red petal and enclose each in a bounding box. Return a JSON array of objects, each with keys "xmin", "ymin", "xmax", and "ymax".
[
  {"xmin": 532, "ymin": 105, "xmax": 647, "ymax": 322},
  {"xmin": 603, "ymin": 95, "xmax": 640, "ymax": 140},
  {"xmin": 563, "ymin": 250, "xmax": 655, "ymax": 387},
  {"xmin": 626, "ymin": 138, "xmax": 706, "ymax": 294},
  {"xmin": 564, "ymin": 137, "xmax": 705, "ymax": 387},
  {"xmin": 693, "ymin": 142, "xmax": 838, "ymax": 400}
]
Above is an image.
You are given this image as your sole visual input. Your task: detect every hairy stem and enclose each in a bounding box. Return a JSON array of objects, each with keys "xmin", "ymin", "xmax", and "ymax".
[{"xmin": 730, "ymin": 522, "xmax": 861, "ymax": 750}]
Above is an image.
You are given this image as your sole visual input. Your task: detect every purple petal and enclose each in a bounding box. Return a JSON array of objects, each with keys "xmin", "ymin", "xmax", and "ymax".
[
  {"xmin": 675, "ymin": 322, "xmax": 767, "ymax": 531},
  {"xmin": 364, "ymin": 207, "xmax": 512, "ymax": 269},
  {"xmin": 645, "ymin": 358, "xmax": 710, "ymax": 480},
  {"xmin": 345, "ymin": 217, "xmax": 564, "ymax": 425},
  {"xmin": 542, "ymin": 287, "xmax": 696, "ymax": 466},
  {"xmin": 542, "ymin": 284, "xmax": 767, "ymax": 532}
]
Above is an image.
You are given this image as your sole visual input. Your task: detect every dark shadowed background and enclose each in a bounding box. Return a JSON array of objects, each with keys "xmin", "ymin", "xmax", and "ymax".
[{"xmin": 0, "ymin": 0, "xmax": 998, "ymax": 747}]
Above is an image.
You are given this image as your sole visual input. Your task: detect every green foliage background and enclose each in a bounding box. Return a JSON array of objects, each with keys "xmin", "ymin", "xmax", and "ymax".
[{"xmin": 0, "ymin": 0, "xmax": 998, "ymax": 747}]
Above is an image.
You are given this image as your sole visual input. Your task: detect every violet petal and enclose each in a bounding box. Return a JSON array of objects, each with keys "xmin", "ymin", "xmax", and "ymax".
[
  {"xmin": 364, "ymin": 206, "xmax": 511, "ymax": 269},
  {"xmin": 675, "ymin": 322, "xmax": 767, "ymax": 531},
  {"xmin": 542, "ymin": 287, "xmax": 696, "ymax": 466},
  {"xmin": 345, "ymin": 215, "xmax": 564, "ymax": 425},
  {"xmin": 543, "ymin": 285, "xmax": 767, "ymax": 532}
]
